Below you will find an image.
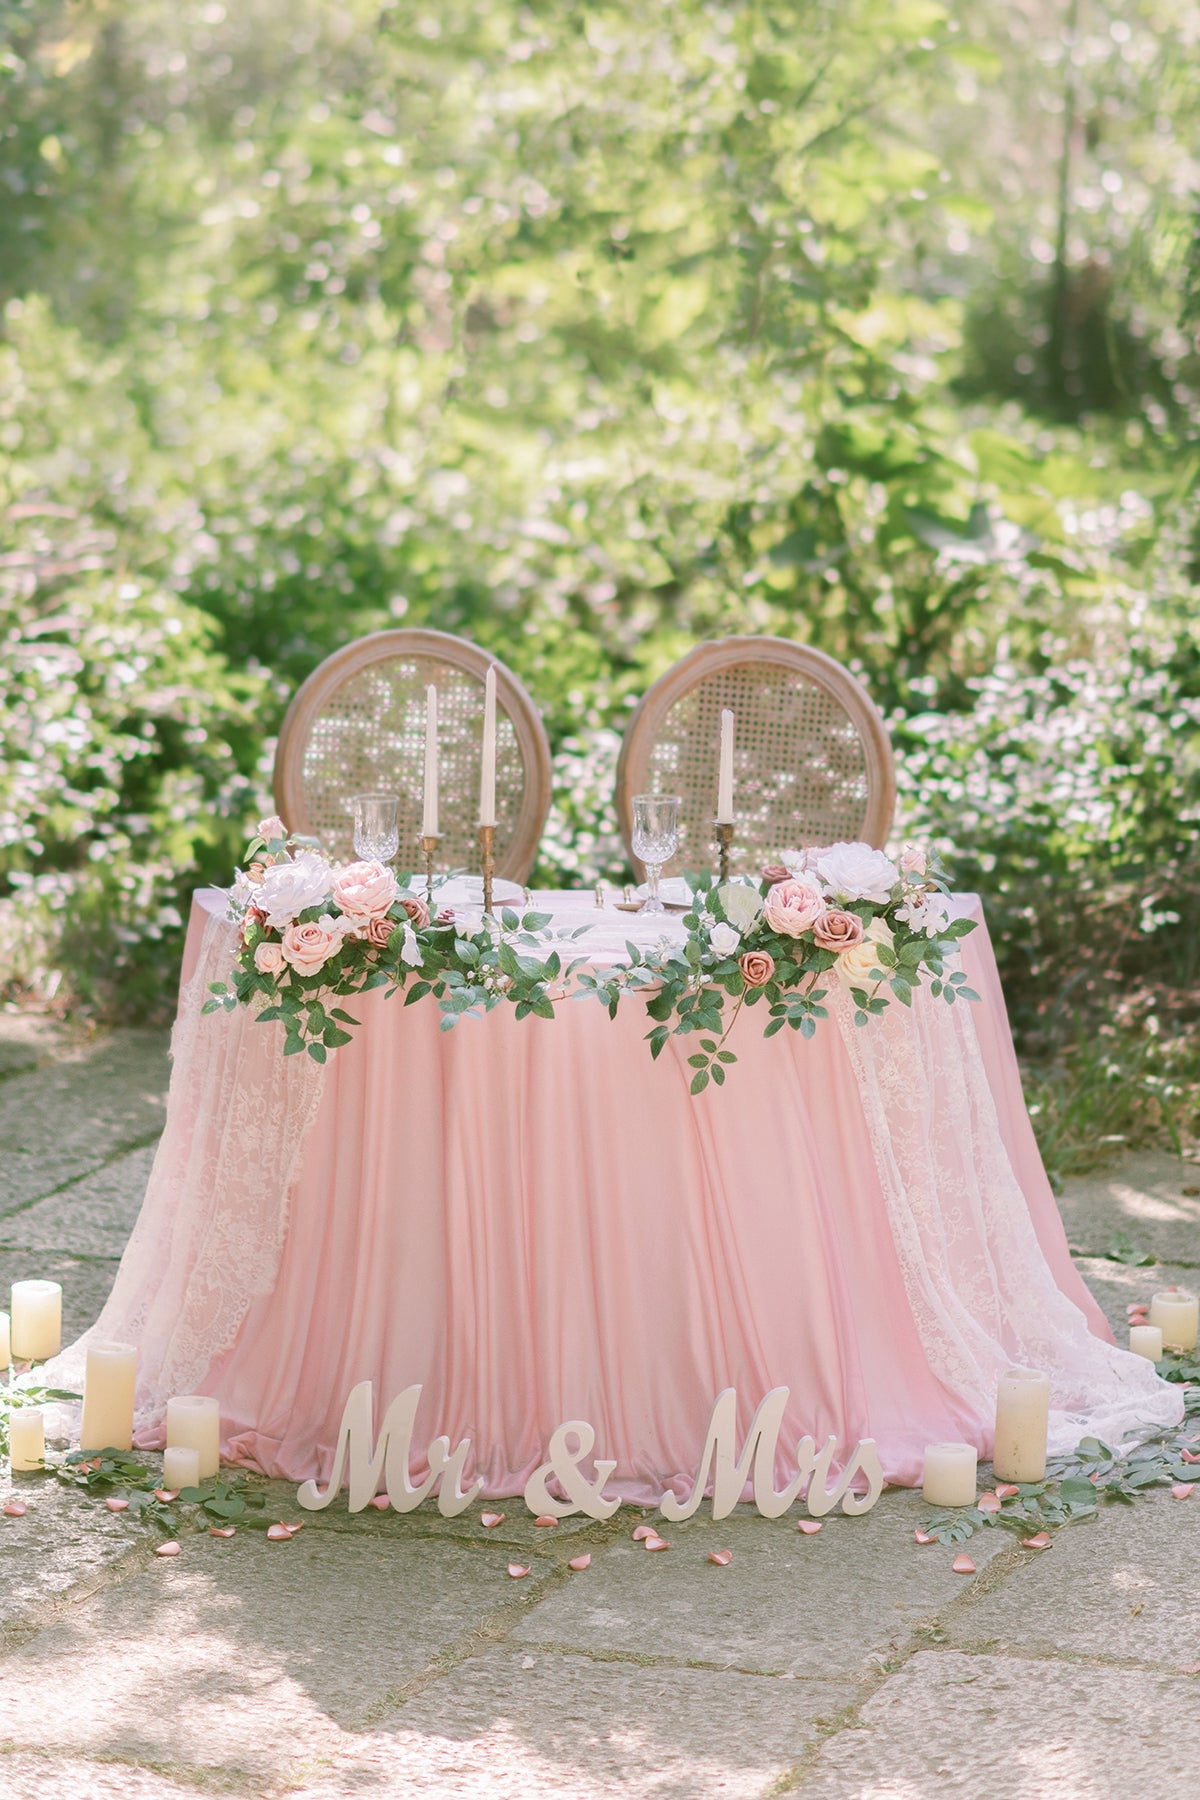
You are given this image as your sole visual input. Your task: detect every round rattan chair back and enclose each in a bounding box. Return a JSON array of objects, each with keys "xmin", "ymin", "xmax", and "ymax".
[
  {"xmin": 273, "ymin": 629, "xmax": 552, "ymax": 880},
  {"xmin": 616, "ymin": 637, "xmax": 895, "ymax": 877}
]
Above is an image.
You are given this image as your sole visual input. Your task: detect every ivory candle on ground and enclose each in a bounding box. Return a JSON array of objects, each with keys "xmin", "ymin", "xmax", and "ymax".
[
  {"xmin": 1149, "ymin": 1287, "xmax": 1199, "ymax": 1352},
  {"xmin": 80, "ymin": 1341, "xmax": 137, "ymax": 1453},
  {"xmin": 480, "ymin": 665, "xmax": 497, "ymax": 828},
  {"xmin": 993, "ymin": 1367, "xmax": 1050, "ymax": 1484},
  {"xmin": 166, "ymin": 1395, "xmax": 221, "ymax": 1479},
  {"xmin": 1130, "ymin": 1323, "xmax": 1164, "ymax": 1361},
  {"xmin": 0, "ymin": 1310, "xmax": 9, "ymax": 1368},
  {"xmin": 10, "ymin": 1280, "xmax": 61, "ymax": 1361},
  {"xmin": 421, "ymin": 684, "xmax": 439, "ymax": 838},
  {"xmin": 162, "ymin": 1445, "xmax": 201, "ymax": 1491},
  {"xmin": 9, "ymin": 1408, "xmax": 44, "ymax": 1472},
  {"xmin": 921, "ymin": 1442, "xmax": 977, "ymax": 1507},
  {"xmin": 716, "ymin": 709, "xmax": 735, "ymax": 823}
]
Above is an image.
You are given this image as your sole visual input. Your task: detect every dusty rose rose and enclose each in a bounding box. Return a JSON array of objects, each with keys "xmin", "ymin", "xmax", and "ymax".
[
  {"xmin": 254, "ymin": 939, "xmax": 285, "ymax": 975},
  {"xmin": 280, "ymin": 915, "xmax": 345, "ymax": 978},
  {"xmin": 363, "ymin": 914, "xmax": 396, "ymax": 948},
  {"xmin": 812, "ymin": 909, "xmax": 864, "ymax": 952},
  {"xmin": 739, "ymin": 950, "xmax": 776, "ymax": 988},
  {"xmin": 762, "ymin": 877, "xmax": 827, "ymax": 938},
  {"xmin": 330, "ymin": 860, "xmax": 398, "ymax": 923},
  {"xmin": 397, "ymin": 893, "xmax": 430, "ymax": 929},
  {"xmin": 760, "ymin": 864, "xmax": 791, "ymax": 887}
]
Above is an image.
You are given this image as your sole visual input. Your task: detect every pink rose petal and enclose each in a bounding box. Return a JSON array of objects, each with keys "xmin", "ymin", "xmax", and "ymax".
[
  {"xmin": 568, "ymin": 1554, "xmax": 591, "ymax": 1571},
  {"xmin": 154, "ymin": 1489, "xmax": 178, "ymax": 1504},
  {"xmin": 104, "ymin": 1496, "xmax": 129, "ymax": 1513},
  {"xmin": 914, "ymin": 1529, "xmax": 936, "ymax": 1545},
  {"xmin": 155, "ymin": 1541, "xmax": 181, "ymax": 1557},
  {"xmin": 977, "ymin": 1492, "xmax": 1002, "ymax": 1513},
  {"xmin": 796, "ymin": 1520, "xmax": 823, "ymax": 1535},
  {"xmin": 368, "ymin": 1495, "xmax": 390, "ymax": 1511},
  {"xmin": 951, "ymin": 1553, "xmax": 976, "ymax": 1574},
  {"xmin": 1179, "ymin": 1661, "xmax": 1200, "ymax": 1675},
  {"xmin": 643, "ymin": 1535, "xmax": 670, "ymax": 1551},
  {"xmin": 1022, "ymin": 1532, "xmax": 1051, "ymax": 1549},
  {"xmin": 507, "ymin": 1562, "xmax": 531, "ymax": 1579},
  {"xmin": 266, "ymin": 1523, "xmax": 295, "ymax": 1541},
  {"xmin": 209, "ymin": 1525, "xmax": 236, "ymax": 1538},
  {"xmin": 994, "ymin": 1483, "xmax": 1020, "ymax": 1499},
  {"xmin": 480, "ymin": 1512, "xmax": 505, "ymax": 1529},
  {"xmin": 3, "ymin": 1500, "xmax": 27, "ymax": 1517},
  {"xmin": 533, "ymin": 1515, "xmax": 558, "ymax": 1528},
  {"xmin": 1181, "ymin": 1449, "xmax": 1200, "ymax": 1464},
  {"xmin": 1126, "ymin": 1303, "xmax": 1149, "ymax": 1317},
  {"xmin": 632, "ymin": 1523, "xmax": 657, "ymax": 1541},
  {"xmin": 707, "ymin": 1549, "xmax": 732, "ymax": 1566},
  {"xmin": 1172, "ymin": 1483, "xmax": 1195, "ymax": 1499}
]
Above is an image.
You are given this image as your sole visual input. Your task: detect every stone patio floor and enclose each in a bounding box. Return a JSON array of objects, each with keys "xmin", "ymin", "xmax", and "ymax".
[{"xmin": 0, "ymin": 1013, "xmax": 1197, "ymax": 1798}]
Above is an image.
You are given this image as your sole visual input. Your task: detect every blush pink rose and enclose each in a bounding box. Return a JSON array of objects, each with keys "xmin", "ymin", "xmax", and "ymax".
[
  {"xmin": 331, "ymin": 861, "xmax": 398, "ymax": 923},
  {"xmin": 812, "ymin": 909, "xmax": 864, "ymax": 952},
  {"xmin": 280, "ymin": 916, "xmax": 344, "ymax": 978},
  {"xmin": 739, "ymin": 950, "xmax": 776, "ymax": 988},
  {"xmin": 254, "ymin": 940, "xmax": 285, "ymax": 975},
  {"xmin": 762, "ymin": 878, "xmax": 827, "ymax": 938},
  {"xmin": 397, "ymin": 893, "xmax": 430, "ymax": 929}
]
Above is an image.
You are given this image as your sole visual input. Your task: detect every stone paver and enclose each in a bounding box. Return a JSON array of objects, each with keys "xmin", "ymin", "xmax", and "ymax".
[
  {"xmin": 0, "ymin": 1145, "xmax": 156, "ymax": 1258},
  {"xmin": 1058, "ymin": 1149, "xmax": 1200, "ymax": 1267},
  {"xmin": 294, "ymin": 1647, "xmax": 850, "ymax": 1800},
  {"xmin": 0, "ymin": 1531, "xmax": 552, "ymax": 1783},
  {"xmin": 0, "ymin": 1028, "xmax": 169, "ymax": 1214},
  {"xmin": 1072, "ymin": 1253, "xmax": 1198, "ymax": 1340},
  {"xmin": 947, "ymin": 1489, "xmax": 1200, "ymax": 1665},
  {"xmin": 513, "ymin": 1495, "xmax": 1005, "ymax": 1677},
  {"xmin": 796, "ymin": 1649, "xmax": 1200, "ymax": 1796},
  {"xmin": 0, "ymin": 1471, "xmax": 147, "ymax": 1634},
  {"xmin": 0, "ymin": 1752, "xmax": 213, "ymax": 1800}
]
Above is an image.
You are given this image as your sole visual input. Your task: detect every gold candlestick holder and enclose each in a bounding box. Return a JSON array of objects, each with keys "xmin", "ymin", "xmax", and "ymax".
[
  {"xmin": 714, "ymin": 820, "xmax": 734, "ymax": 883},
  {"xmin": 420, "ymin": 834, "xmax": 440, "ymax": 911},
  {"xmin": 479, "ymin": 823, "xmax": 496, "ymax": 915}
]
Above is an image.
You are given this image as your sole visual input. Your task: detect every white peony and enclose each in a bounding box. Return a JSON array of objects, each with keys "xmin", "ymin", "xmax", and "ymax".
[
  {"xmin": 815, "ymin": 842, "xmax": 900, "ymax": 905},
  {"xmin": 257, "ymin": 851, "xmax": 336, "ymax": 930},
  {"xmin": 709, "ymin": 921, "xmax": 741, "ymax": 958},
  {"xmin": 895, "ymin": 891, "xmax": 953, "ymax": 938}
]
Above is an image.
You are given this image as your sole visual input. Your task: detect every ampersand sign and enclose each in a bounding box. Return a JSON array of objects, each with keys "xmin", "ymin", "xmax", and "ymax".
[{"xmin": 523, "ymin": 1420, "xmax": 619, "ymax": 1520}]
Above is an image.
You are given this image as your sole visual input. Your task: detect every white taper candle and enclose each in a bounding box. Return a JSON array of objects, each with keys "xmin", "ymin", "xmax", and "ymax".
[{"xmin": 716, "ymin": 708, "xmax": 735, "ymax": 823}]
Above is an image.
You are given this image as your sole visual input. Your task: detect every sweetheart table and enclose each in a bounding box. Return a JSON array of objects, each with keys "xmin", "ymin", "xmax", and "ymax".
[{"xmin": 54, "ymin": 886, "xmax": 1180, "ymax": 1502}]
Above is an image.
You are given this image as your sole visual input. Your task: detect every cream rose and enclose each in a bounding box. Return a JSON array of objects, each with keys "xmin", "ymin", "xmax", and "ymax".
[
  {"xmin": 280, "ymin": 914, "xmax": 346, "ymax": 978},
  {"xmin": 837, "ymin": 917, "xmax": 893, "ymax": 983},
  {"xmin": 254, "ymin": 940, "xmax": 285, "ymax": 975},
  {"xmin": 762, "ymin": 877, "xmax": 826, "ymax": 938},
  {"xmin": 812, "ymin": 909, "xmax": 864, "ymax": 952},
  {"xmin": 331, "ymin": 860, "xmax": 399, "ymax": 924},
  {"xmin": 739, "ymin": 950, "xmax": 776, "ymax": 988}
]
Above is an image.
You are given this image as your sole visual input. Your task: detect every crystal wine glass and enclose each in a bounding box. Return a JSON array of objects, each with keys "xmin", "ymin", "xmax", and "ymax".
[
  {"xmin": 351, "ymin": 793, "xmax": 401, "ymax": 864},
  {"xmin": 631, "ymin": 794, "xmax": 680, "ymax": 914}
]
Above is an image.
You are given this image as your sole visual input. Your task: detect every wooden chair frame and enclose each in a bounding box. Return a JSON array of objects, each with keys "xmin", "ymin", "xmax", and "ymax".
[
  {"xmin": 273, "ymin": 628, "xmax": 552, "ymax": 881},
  {"xmin": 615, "ymin": 636, "xmax": 895, "ymax": 874}
]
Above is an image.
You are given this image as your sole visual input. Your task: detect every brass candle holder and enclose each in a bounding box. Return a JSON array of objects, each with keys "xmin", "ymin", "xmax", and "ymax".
[
  {"xmin": 714, "ymin": 820, "xmax": 734, "ymax": 883},
  {"xmin": 420, "ymin": 833, "xmax": 440, "ymax": 911},
  {"xmin": 479, "ymin": 822, "xmax": 496, "ymax": 916}
]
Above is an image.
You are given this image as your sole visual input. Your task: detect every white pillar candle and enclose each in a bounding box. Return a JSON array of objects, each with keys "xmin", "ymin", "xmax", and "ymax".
[
  {"xmin": 921, "ymin": 1441, "xmax": 977, "ymax": 1507},
  {"xmin": 993, "ymin": 1366, "xmax": 1050, "ymax": 1484},
  {"xmin": 0, "ymin": 1310, "xmax": 10, "ymax": 1368},
  {"xmin": 1130, "ymin": 1323, "xmax": 1164, "ymax": 1361},
  {"xmin": 80, "ymin": 1341, "xmax": 137, "ymax": 1454},
  {"xmin": 162, "ymin": 1445, "xmax": 201, "ymax": 1492},
  {"xmin": 1148, "ymin": 1287, "xmax": 1199, "ymax": 1353},
  {"xmin": 421, "ymin": 684, "xmax": 439, "ymax": 838},
  {"xmin": 716, "ymin": 708, "xmax": 735, "ymax": 823},
  {"xmin": 480, "ymin": 664, "xmax": 497, "ymax": 828},
  {"xmin": 166, "ymin": 1395, "xmax": 221, "ymax": 1480},
  {"xmin": 9, "ymin": 1408, "xmax": 44, "ymax": 1472},
  {"xmin": 10, "ymin": 1280, "xmax": 62, "ymax": 1362}
]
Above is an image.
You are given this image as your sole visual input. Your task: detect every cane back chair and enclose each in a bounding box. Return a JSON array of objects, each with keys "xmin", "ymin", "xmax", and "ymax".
[
  {"xmin": 615, "ymin": 637, "xmax": 895, "ymax": 878},
  {"xmin": 273, "ymin": 629, "xmax": 552, "ymax": 880}
]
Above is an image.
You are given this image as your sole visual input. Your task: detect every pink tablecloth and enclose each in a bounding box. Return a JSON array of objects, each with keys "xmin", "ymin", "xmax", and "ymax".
[{"xmin": 63, "ymin": 888, "xmax": 1179, "ymax": 1502}]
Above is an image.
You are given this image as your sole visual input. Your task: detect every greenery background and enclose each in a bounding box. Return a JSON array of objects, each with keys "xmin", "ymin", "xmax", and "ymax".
[{"xmin": 2, "ymin": 0, "xmax": 1198, "ymax": 1178}]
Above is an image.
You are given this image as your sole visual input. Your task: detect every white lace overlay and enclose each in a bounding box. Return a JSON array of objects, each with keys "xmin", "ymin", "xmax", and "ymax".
[
  {"xmin": 831, "ymin": 982, "xmax": 1183, "ymax": 1451},
  {"xmin": 46, "ymin": 909, "xmax": 326, "ymax": 1432}
]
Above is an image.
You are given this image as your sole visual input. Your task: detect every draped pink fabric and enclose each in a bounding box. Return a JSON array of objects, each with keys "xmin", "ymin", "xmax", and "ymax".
[{"xmin": 96, "ymin": 888, "xmax": 1171, "ymax": 1503}]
